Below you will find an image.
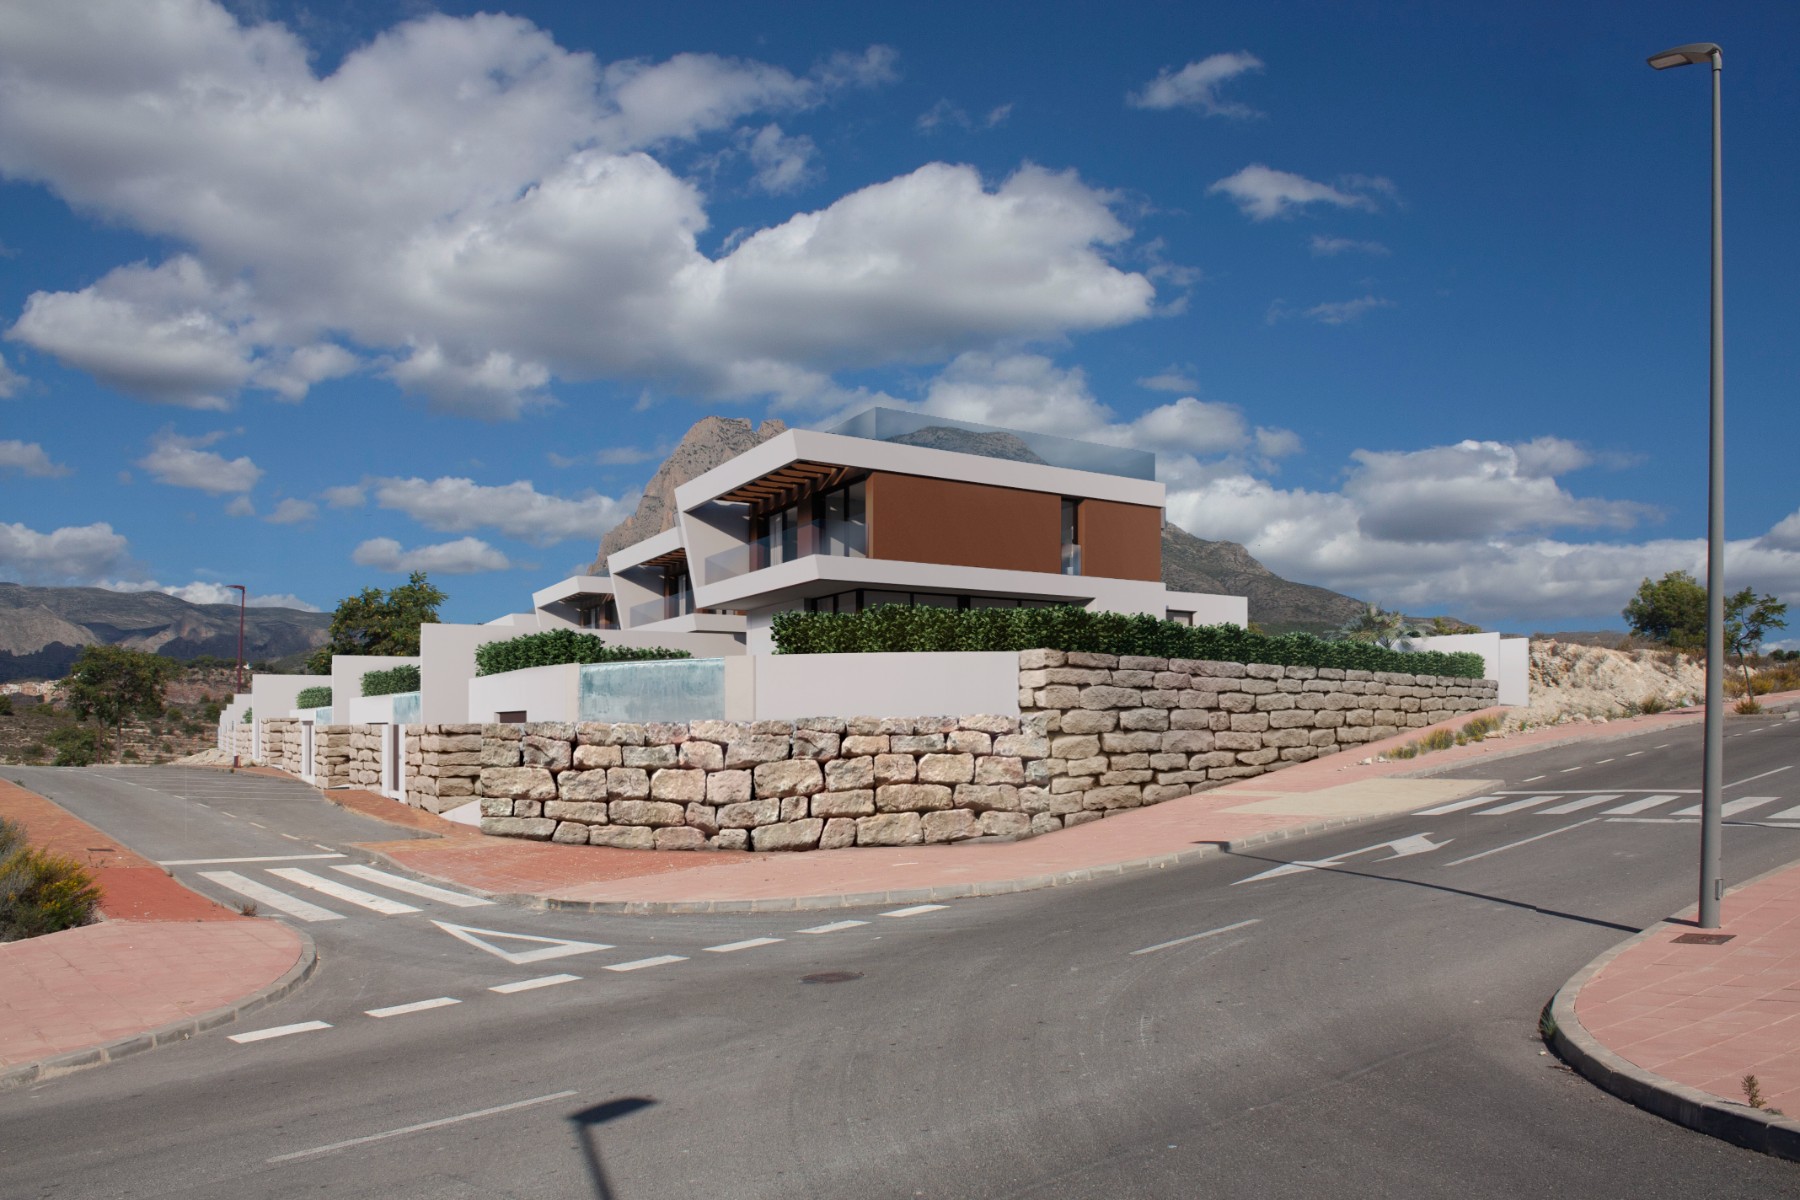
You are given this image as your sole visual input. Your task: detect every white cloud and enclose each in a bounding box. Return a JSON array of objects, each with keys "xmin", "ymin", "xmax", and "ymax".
[
  {"xmin": 137, "ymin": 430, "xmax": 262, "ymax": 494},
  {"xmin": 1760, "ymin": 510, "xmax": 1800, "ymax": 552},
  {"xmin": 352, "ymin": 536, "xmax": 514, "ymax": 574},
  {"xmin": 1309, "ymin": 235, "xmax": 1389, "ymax": 257},
  {"xmin": 1209, "ymin": 165, "xmax": 1387, "ymax": 221},
  {"xmin": 0, "ymin": 439, "xmax": 69, "ymax": 477},
  {"xmin": 0, "ymin": 5, "xmax": 1136, "ymax": 417},
  {"xmin": 1138, "ymin": 366, "xmax": 1200, "ymax": 394},
  {"xmin": 0, "ymin": 351, "xmax": 23, "ymax": 396},
  {"xmin": 106, "ymin": 580, "xmax": 321, "ymax": 610},
  {"xmin": 742, "ymin": 124, "xmax": 817, "ymax": 194},
  {"xmin": 372, "ymin": 476, "xmax": 633, "ymax": 546},
  {"xmin": 1128, "ymin": 53, "xmax": 1264, "ymax": 117},
  {"xmin": 321, "ymin": 484, "xmax": 366, "ymax": 508},
  {"xmin": 224, "ymin": 495, "xmax": 255, "ymax": 517},
  {"xmin": 1298, "ymin": 295, "xmax": 1395, "ymax": 325},
  {"xmin": 266, "ymin": 498, "xmax": 317, "ymax": 524},
  {"xmin": 916, "ymin": 100, "xmax": 1012, "ymax": 133},
  {"xmin": 0, "ymin": 521, "xmax": 131, "ymax": 584}
]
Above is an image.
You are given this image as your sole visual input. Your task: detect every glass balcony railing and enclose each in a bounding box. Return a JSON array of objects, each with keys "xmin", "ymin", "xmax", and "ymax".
[
  {"xmin": 828, "ymin": 406, "xmax": 1156, "ymax": 481},
  {"xmin": 628, "ymin": 593, "xmax": 693, "ymax": 626},
  {"xmin": 1060, "ymin": 543, "xmax": 1082, "ymax": 576},
  {"xmin": 703, "ymin": 519, "xmax": 867, "ymax": 583}
]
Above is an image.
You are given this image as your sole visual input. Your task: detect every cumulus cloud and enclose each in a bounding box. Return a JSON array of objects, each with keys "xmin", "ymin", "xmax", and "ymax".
[
  {"xmin": 916, "ymin": 99, "xmax": 1012, "ymax": 133},
  {"xmin": 265, "ymin": 498, "xmax": 317, "ymax": 524},
  {"xmin": 0, "ymin": 3, "xmax": 1145, "ymax": 416},
  {"xmin": 1309, "ymin": 235, "xmax": 1389, "ymax": 257},
  {"xmin": 136, "ymin": 430, "xmax": 262, "ymax": 494},
  {"xmin": 224, "ymin": 496, "xmax": 255, "ymax": 517},
  {"xmin": 1760, "ymin": 510, "xmax": 1800, "ymax": 553},
  {"xmin": 1138, "ymin": 366, "xmax": 1200, "ymax": 394},
  {"xmin": 1209, "ymin": 165, "xmax": 1390, "ymax": 221},
  {"xmin": 0, "ymin": 352, "xmax": 23, "ymax": 397},
  {"xmin": 1129, "ymin": 53, "xmax": 1264, "ymax": 117},
  {"xmin": 371, "ymin": 476, "xmax": 634, "ymax": 547},
  {"xmin": 321, "ymin": 484, "xmax": 367, "ymax": 508},
  {"xmin": 104, "ymin": 580, "xmax": 321, "ymax": 610},
  {"xmin": 353, "ymin": 536, "xmax": 514, "ymax": 574},
  {"xmin": 0, "ymin": 439, "xmax": 69, "ymax": 477},
  {"xmin": 0, "ymin": 521, "xmax": 131, "ymax": 584}
]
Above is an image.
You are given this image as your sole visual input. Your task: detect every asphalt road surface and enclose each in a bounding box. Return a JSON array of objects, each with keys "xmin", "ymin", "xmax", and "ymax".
[{"xmin": 3, "ymin": 717, "xmax": 1798, "ymax": 1198}]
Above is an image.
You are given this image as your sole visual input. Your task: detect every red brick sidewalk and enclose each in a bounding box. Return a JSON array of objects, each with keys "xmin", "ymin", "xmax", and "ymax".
[{"xmin": 0, "ymin": 779, "xmax": 311, "ymax": 1086}]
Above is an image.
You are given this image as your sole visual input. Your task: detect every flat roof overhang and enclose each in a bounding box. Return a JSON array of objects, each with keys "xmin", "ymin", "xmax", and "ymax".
[
  {"xmin": 531, "ymin": 575, "xmax": 614, "ymax": 609},
  {"xmin": 692, "ymin": 554, "xmax": 1160, "ymax": 613}
]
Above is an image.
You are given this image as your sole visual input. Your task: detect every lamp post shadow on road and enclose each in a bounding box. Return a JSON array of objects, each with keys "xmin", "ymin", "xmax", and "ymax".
[
  {"xmin": 569, "ymin": 1096, "xmax": 657, "ymax": 1199},
  {"xmin": 1646, "ymin": 41, "xmax": 1726, "ymax": 929}
]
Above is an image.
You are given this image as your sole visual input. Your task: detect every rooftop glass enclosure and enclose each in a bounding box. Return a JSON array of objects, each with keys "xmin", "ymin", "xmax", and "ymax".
[{"xmin": 828, "ymin": 407, "xmax": 1155, "ymax": 482}]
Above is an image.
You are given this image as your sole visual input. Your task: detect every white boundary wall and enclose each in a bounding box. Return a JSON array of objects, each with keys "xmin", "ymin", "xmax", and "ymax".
[
  {"xmin": 1406, "ymin": 632, "xmax": 1528, "ymax": 706},
  {"xmin": 752, "ymin": 652, "xmax": 1019, "ymax": 720}
]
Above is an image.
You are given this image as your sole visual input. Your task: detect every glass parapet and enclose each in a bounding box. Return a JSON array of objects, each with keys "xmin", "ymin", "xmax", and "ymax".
[
  {"xmin": 391, "ymin": 692, "xmax": 421, "ymax": 724},
  {"xmin": 827, "ymin": 407, "xmax": 1155, "ymax": 481},
  {"xmin": 702, "ymin": 517, "xmax": 866, "ymax": 583},
  {"xmin": 578, "ymin": 658, "xmax": 726, "ymax": 723}
]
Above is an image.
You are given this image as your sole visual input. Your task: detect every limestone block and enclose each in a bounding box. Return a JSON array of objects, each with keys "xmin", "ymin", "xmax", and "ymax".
[
  {"xmin": 1169, "ymin": 710, "xmax": 1215, "ymax": 730},
  {"xmin": 855, "ymin": 811, "xmax": 923, "ymax": 846},
  {"xmin": 1028, "ymin": 813, "xmax": 1064, "ymax": 835},
  {"xmin": 1064, "ymin": 811, "xmax": 1103, "ymax": 828},
  {"xmin": 481, "ymin": 816, "xmax": 555, "ymax": 840},
  {"xmin": 718, "ymin": 798, "xmax": 781, "ymax": 828},
  {"xmin": 711, "ymin": 829, "xmax": 750, "ymax": 851},
  {"xmin": 480, "ymin": 766, "xmax": 557, "ymax": 801},
  {"xmin": 424, "ymin": 734, "xmax": 482, "ymax": 753},
  {"xmin": 1080, "ymin": 685, "xmax": 1142, "ymax": 710},
  {"xmin": 1082, "ymin": 785, "xmax": 1143, "ymax": 811},
  {"xmin": 552, "ymin": 821, "xmax": 590, "ymax": 845},
  {"xmin": 1229, "ymin": 713, "xmax": 1271, "ymax": 733},
  {"xmin": 521, "ymin": 736, "xmax": 572, "ymax": 771},
  {"xmin": 792, "ymin": 729, "xmax": 840, "ymax": 760},
  {"xmin": 1254, "ymin": 693, "xmax": 1296, "ymax": 712},
  {"xmin": 1262, "ymin": 729, "xmax": 1311, "ymax": 749},
  {"xmin": 545, "ymin": 799, "xmax": 608, "ymax": 823},
  {"xmin": 1214, "ymin": 731, "xmax": 1261, "ymax": 751},
  {"xmin": 825, "ymin": 756, "xmax": 874, "ymax": 789},
  {"xmin": 1141, "ymin": 784, "xmax": 1193, "ymax": 804},
  {"xmin": 754, "ymin": 759, "xmax": 825, "ymax": 798},
  {"xmin": 1280, "ymin": 747, "xmax": 1318, "ymax": 762},
  {"xmin": 1057, "ymin": 710, "xmax": 1118, "ymax": 735},
  {"xmin": 686, "ymin": 720, "xmax": 743, "ymax": 744},
  {"xmin": 589, "ymin": 826, "xmax": 656, "ymax": 850},
  {"xmin": 1100, "ymin": 769, "xmax": 1153, "ymax": 786},
  {"xmin": 610, "ymin": 799, "xmax": 685, "ymax": 827},
  {"xmin": 891, "ymin": 734, "xmax": 945, "ymax": 754},
  {"xmin": 482, "ymin": 740, "xmax": 523, "ymax": 768},
  {"xmin": 707, "ymin": 770, "xmax": 752, "ymax": 804},
  {"xmin": 650, "ymin": 768, "xmax": 706, "ymax": 803},
  {"xmin": 954, "ymin": 783, "xmax": 1019, "ymax": 812},
  {"xmin": 875, "ymin": 783, "xmax": 953, "ymax": 812},
  {"xmin": 1111, "ymin": 670, "xmax": 1155, "ymax": 688},
  {"xmin": 841, "ymin": 734, "xmax": 888, "ymax": 756},
  {"xmin": 1101, "ymin": 731, "xmax": 1162, "ymax": 754},
  {"xmin": 1217, "ymin": 693, "xmax": 1255, "ymax": 714},
  {"xmin": 820, "ymin": 816, "xmax": 858, "ymax": 850},
  {"xmin": 1043, "ymin": 667, "xmax": 1108, "ymax": 686},
  {"xmin": 777, "ymin": 797, "xmax": 807, "ymax": 821},
  {"xmin": 1269, "ymin": 709, "xmax": 1315, "ymax": 729},
  {"xmin": 812, "ymin": 789, "xmax": 875, "ymax": 818},
  {"xmin": 479, "ymin": 796, "xmax": 514, "ymax": 817},
  {"xmin": 624, "ymin": 744, "xmax": 678, "ymax": 770},
  {"xmin": 917, "ymin": 753, "xmax": 974, "ymax": 784},
  {"xmin": 974, "ymin": 756, "xmax": 1025, "ymax": 785},
  {"xmin": 993, "ymin": 733, "xmax": 1049, "ymax": 758},
  {"xmin": 1313, "ymin": 710, "xmax": 1345, "ymax": 728},
  {"xmin": 557, "ymin": 769, "xmax": 609, "ymax": 801},
  {"xmin": 921, "ymin": 809, "xmax": 980, "ymax": 843},
  {"xmin": 873, "ymin": 753, "xmax": 918, "ymax": 784},
  {"xmin": 946, "ymin": 729, "xmax": 992, "ymax": 755},
  {"xmin": 1119, "ymin": 707, "xmax": 1171, "ymax": 731},
  {"xmin": 685, "ymin": 803, "xmax": 719, "ymax": 835},
  {"xmin": 1161, "ymin": 729, "xmax": 1215, "ymax": 754},
  {"xmin": 1065, "ymin": 755, "xmax": 1107, "ymax": 777},
  {"xmin": 574, "ymin": 743, "xmax": 624, "ymax": 770},
  {"xmin": 1149, "ymin": 752, "xmax": 1189, "ymax": 771},
  {"xmin": 753, "ymin": 818, "xmax": 823, "ymax": 852},
  {"xmin": 607, "ymin": 767, "xmax": 650, "ymax": 800},
  {"xmin": 1035, "ymin": 685, "xmax": 1081, "ymax": 709},
  {"xmin": 725, "ymin": 736, "xmax": 790, "ymax": 769},
  {"xmin": 1051, "ymin": 734, "xmax": 1100, "ymax": 760},
  {"xmin": 1310, "ymin": 729, "xmax": 1340, "ymax": 748},
  {"xmin": 1237, "ymin": 748, "xmax": 1280, "ymax": 766},
  {"xmin": 1210, "ymin": 765, "xmax": 1266, "ymax": 780},
  {"xmin": 797, "ymin": 717, "xmax": 848, "ymax": 735}
]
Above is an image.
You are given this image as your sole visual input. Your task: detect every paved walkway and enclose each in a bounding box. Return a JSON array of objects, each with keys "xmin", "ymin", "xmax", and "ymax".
[{"xmin": 0, "ymin": 779, "xmax": 311, "ymax": 1086}]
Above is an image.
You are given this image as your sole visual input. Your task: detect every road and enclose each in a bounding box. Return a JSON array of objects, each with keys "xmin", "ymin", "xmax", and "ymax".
[{"xmin": 2, "ymin": 718, "xmax": 1797, "ymax": 1198}]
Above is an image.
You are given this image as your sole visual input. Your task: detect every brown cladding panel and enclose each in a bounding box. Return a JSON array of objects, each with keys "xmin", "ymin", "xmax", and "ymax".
[
  {"xmin": 1078, "ymin": 500, "xmax": 1163, "ymax": 581},
  {"xmin": 867, "ymin": 473, "xmax": 1061, "ymax": 574}
]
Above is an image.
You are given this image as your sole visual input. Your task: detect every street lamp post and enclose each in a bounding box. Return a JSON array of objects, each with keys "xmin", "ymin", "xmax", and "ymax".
[
  {"xmin": 226, "ymin": 584, "xmax": 247, "ymax": 694},
  {"xmin": 1647, "ymin": 42, "xmax": 1725, "ymax": 928}
]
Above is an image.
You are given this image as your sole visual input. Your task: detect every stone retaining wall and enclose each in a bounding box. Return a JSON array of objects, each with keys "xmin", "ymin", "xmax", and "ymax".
[
  {"xmin": 260, "ymin": 718, "xmax": 300, "ymax": 772},
  {"xmin": 408, "ymin": 724, "xmax": 483, "ymax": 814}
]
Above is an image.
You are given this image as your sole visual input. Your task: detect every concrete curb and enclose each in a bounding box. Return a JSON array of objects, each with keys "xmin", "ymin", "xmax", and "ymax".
[
  {"xmin": 0, "ymin": 927, "xmax": 319, "ymax": 1092},
  {"xmin": 1545, "ymin": 861, "xmax": 1800, "ymax": 1162},
  {"xmin": 526, "ymin": 810, "xmax": 1397, "ymax": 914}
]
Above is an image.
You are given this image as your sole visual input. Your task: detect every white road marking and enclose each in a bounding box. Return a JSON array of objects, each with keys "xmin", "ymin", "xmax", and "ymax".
[
  {"xmin": 1726, "ymin": 765, "xmax": 1794, "ymax": 789},
  {"xmin": 1595, "ymin": 759, "xmax": 1614, "ymax": 765},
  {"xmin": 1672, "ymin": 796, "xmax": 1782, "ymax": 818},
  {"xmin": 797, "ymin": 920, "xmax": 869, "ymax": 934},
  {"xmin": 266, "ymin": 1090, "xmax": 578, "ymax": 1164},
  {"xmin": 1414, "ymin": 795, "xmax": 1503, "ymax": 816},
  {"xmin": 366, "ymin": 997, "xmax": 460, "ymax": 1018},
  {"xmin": 1770, "ymin": 804, "xmax": 1800, "ymax": 821},
  {"xmin": 1446, "ymin": 820, "xmax": 1598, "ymax": 866},
  {"xmin": 1539, "ymin": 794, "xmax": 1624, "ymax": 815},
  {"xmin": 1521, "ymin": 775, "xmax": 1546, "ymax": 783},
  {"xmin": 431, "ymin": 921, "xmax": 612, "ymax": 965},
  {"xmin": 268, "ymin": 868, "xmax": 419, "ymax": 915},
  {"xmin": 162, "ymin": 853, "xmax": 345, "ymax": 866},
  {"xmin": 230, "ymin": 1020, "xmax": 332, "ymax": 1044},
  {"xmin": 705, "ymin": 937, "xmax": 783, "ymax": 953},
  {"xmin": 1655, "ymin": 743, "xmax": 1670, "ymax": 749},
  {"xmin": 1626, "ymin": 751, "xmax": 1643, "ymax": 757},
  {"xmin": 198, "ymin": 871, "xmax": 343, "ymax": 922},
  {"xmin": 1477, "ymin": 795, "xmax": 1560, "ymax": 815},
  {"xmin": 1131, "ymin": 919, "xmax": 1260, "ymax": 956},
  {"xmin": 490, "ymin": 974, "xmax": 580, "ymax": 994},
  {"xmin": 1234, "ymin": 833, "xmax": 1451, "ymax": 884},
  {"xmin": 604, "ymin": 955, "xmax": 687, "ymax": 972},
  {"xmin": 1559, "ymin": 767, "xmax": 1582, "ymax": 774},
  {"xmin": 280, "ymin": 833, "xmax": 301, "ymax": 841},
  {"xmin": 331, "ymin": 864, "xmax": 493, "ymax": 907},
  {"xmin": 881, "ymin": 904, "xmax": 948, "ymax": 917},
  {"xmin": 1603, "ymin": 794, "xmax": 1683, "ymax": 815}
]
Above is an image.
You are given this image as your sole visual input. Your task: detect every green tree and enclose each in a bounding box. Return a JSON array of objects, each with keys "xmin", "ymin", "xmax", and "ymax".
[
  {"xmin": 1724, "ymin": 588, "xmax": 1789, "ymax": 696},
  {"xmin": 1623, "ymin": 570, "xmax": 1708, "ymax": 650},
  {"xmin": 1334, "ymin": 603, "xmax": 1420, "ymax": 648},
  {"xmin": 45, "ymin": 722, "xmax": 103, "ymax": 767},
  {"xmin": 63, "ymin": 645, "xmax": 177, "ymax": 762},
  {"xmin": 306, "ymin": 571, "xmax": 447, "ymax": 674}
]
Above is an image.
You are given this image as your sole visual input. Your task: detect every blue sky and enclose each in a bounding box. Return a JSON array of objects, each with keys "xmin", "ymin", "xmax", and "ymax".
[{"xmin": 2, "ymin": 0, "xmax": 1796, "ymax": 638}]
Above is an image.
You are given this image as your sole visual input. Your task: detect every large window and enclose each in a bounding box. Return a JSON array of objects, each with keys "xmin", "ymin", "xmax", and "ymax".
[
  {"xmin": 805, "ymin": 590, "xmax": 1062, "ymax": 614},
  {"xmin": 1060, "ymin": 498, "xmax": 1082, "ymax": 575}
]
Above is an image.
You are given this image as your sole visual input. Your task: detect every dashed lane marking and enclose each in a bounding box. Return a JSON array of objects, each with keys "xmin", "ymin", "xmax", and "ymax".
[
  {"xmin": 230, "ymin": 1020, "xmax": 332, "ymax": 1044},
  {"xmin": 161, "ymin": 853, "xmax": 346, "ymax": 866},
  {"xmin": 1130, "ymin": 919, "xmax": 1260, "ymax": 956},
  {"xmin": 1539, "ymin": 794, "xmax": 1623, "ymax": 815},
  {"xmin": 490, "ymin": 975, "xmax": 580, "ymax": 994},
  {"xmin": 198, "ymin": 871, "xmax": 343, "ymax": 922},
  {"xmin": 1521, "ymin": 776, "xmax": 1546, "ymax": 783},
  {"xmin": 268, "ymin": 868, "xmax": 420, "ymax": 915},
  {"xmin": 604, "ymin": 955, "xmax": 687, "ymax": 972},
  {"xmin": 331, "ymin": 864, "xmax": 493, "ymax": 907},
  {"xmin": 366, "ymin": 998, "xmax": 460, "ymax": 1018},
  {"xmin": 705, "ymin": 938, "xmax": 783, "ymax": 953},
  {"xmin": 881, "ymin": 904, "xmax": 949, "ymax": 917},
  {"xmin": 797, "ymin": 920, "xmax": 869, "ymax": 934}
]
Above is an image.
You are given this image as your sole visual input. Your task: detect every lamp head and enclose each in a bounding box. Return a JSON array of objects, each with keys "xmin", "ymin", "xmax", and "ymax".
[{"xmin": 1648, "ymin": 43, "xmax": 1721, "ymax": 70}]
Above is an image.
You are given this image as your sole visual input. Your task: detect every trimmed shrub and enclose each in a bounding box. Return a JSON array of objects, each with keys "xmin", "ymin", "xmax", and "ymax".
[
  {"xmin": 0, "ymin": 818, "xmax": 103, "ymax": 941},
  {"xmin": 46, "ymin": 724, "xmax": 102, "ymax": 767},
  {"xmin": 770, "ymin": 606, "xmax": 1488, "ymax": 679},
  {"xmin": 295, "ymin": 686, "xmax": 333, "ymax": 709},
  {"xmin": 362, "ymin": 664, "xmax": 421, "ymax": 697},
  {"xmin": 475, "ymin": 629, "xmax": 694, "ymax": 677},
  {"xmin": 241, "ymin": 706, "xmax": 253, "ymax": 724}
]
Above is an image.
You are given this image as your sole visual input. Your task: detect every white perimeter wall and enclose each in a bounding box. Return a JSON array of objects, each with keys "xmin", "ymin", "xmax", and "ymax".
[
  {"xmin": 331, "ymin": 655, "xmax": 419, "ymax": 716},
  {"xmin": 250, "ymin": 674, "xmax": 326, "ymax": 759},
  {"xmin": 468, "ymin": 663, "xmax": 581, "ymax": 724},
  {"xmin": 751, "ymin": 652, "xmax": 1019, "ymax": 720},
  {"xmin": 1407, "ymin": 632, "xmax": 1529, "ymax": 706}
]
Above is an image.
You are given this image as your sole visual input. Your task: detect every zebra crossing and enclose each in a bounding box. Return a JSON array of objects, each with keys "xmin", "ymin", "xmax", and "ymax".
[
  {"xmin": 193, "ymin": 861, "xmax": 494, "ymax": 922},
  {"xmin": 1414, "ymin": 792, "xmax": 1800, "ymax": 821}
]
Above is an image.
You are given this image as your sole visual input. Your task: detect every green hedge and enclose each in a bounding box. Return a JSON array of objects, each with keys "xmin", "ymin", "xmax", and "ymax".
[
  {"xmin": 295, "ymin": 686, "xmax": 333, "ymax": 709},
  {"xmin": 770, "ymin": 606, "xmax": 1488, "ymax": 679},
  {"xmin": 362, "ymin": 664, "xmax": 421, "ymax": 697},
  {"xmin": 475, "ymin": 629, "xmax": 694, "ymax": 677}
]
